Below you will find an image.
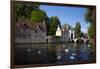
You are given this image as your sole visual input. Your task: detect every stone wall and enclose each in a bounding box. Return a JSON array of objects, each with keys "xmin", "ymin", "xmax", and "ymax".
[
  {"xmin": 15, "ymin": 27, "xmax": 47, "ymax": 43},
  {"xmin": 61, "ymin": 31, "xmax": 70, "ymax": 42},
  {"xmin": 47, "ymin": 36, "xmax": 61, "ymax": 43},
  {"xmin": 15, "ymin": 27, "xmax": 70, "ymax": 43}
]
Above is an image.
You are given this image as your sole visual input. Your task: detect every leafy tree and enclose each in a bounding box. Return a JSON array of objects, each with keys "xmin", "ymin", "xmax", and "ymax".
[
  {"xmin": 62, "ymin": 24, "xmax": 68, "ymax": 29},
  {"xmin": 15, "ymin": 3, "xmax": 39, "ymax": 21},
  {"xmin": 84, "ymin": 7, "xmax": 96, "ymax": 40},
  {"xmin": 84, "ymin": 8, "xmax": 93, "ymax": 23},
  {"xmin": 80, "ymin": 32, "xmax": 87, "ymax": 38},
  {"xmin": 68, "ymin": 24, "xmax": 72, "ymax": 29},
  {"xmin": 88, "ymin": 24, "xmax": 95, "ymax": 39},
  {"xmin": 62, "ymin": 23, "xmax": 71, "ymax": 30},
  {"xmin": 49, "ymin": 16, "xmax": 61, "ymax": 35},
  {"xmin": 45, "ymin": 17, "xmax": 50, "ymax": 35},
  {"xmin": 75, "ymin": 22, "xmax": 81, "ymax": 38},
  {"xmin": 84, "ymin": 7, "xmax": 95, "ymax": 24},
  {"xmin": 31, "ymin": 10, "xmax": 47, "ymax": 22},
  {"xmin": 80, "ymin": 32, "xmax": 84, "ymax": 38}
]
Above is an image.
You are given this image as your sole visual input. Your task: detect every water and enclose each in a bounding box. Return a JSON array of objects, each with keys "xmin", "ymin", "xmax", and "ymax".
[{"xmin": 14, "ymin": 43, "xmax": 95, "ymax": 65}]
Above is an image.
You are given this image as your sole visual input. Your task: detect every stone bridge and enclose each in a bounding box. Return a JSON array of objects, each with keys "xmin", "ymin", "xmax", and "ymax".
[{"xmin": 70, "ymin": 38, "xmax": 90, "ymax": 44}]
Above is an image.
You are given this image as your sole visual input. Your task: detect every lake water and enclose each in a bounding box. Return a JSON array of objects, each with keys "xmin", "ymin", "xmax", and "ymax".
[{"xmin": 14, "ymin": 43, "xmax": 96, "ymax": 65}]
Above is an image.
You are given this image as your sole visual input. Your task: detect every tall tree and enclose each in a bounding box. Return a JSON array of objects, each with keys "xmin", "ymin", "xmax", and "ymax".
[
  {"xmin": 62, "ymin": 23, "xmax": 71, "ymax": 30},
  {"xmin": 84, "ymin": 7, "xmax": 96, "ymax": 40},
  {"xmin": 15, "ymin": 3, "xmax": 39, "ymax": 21},
  {"xmin": 49, "ymin": 16, "xmax": 61, "ymax": 35},
  {"xmin": 84, "ymin": 8, "xmax": 93, "ymax": 23},
  {"xmin": 62, "ymin": 24, "xmax": 68, "ymax": 29},
  {"xmin": 31, "ymin": 10, "xmax": 47, "ymax": 22},
  {"xmin": 75, "ymin": 22, "xmax": 81, "ymax": 38},
  {"xmin": 45, "ymin": 17, "xmax": 50, "ymax": 35},
  {"xmin": 88, "ymin": 24, "xmax": 95, "ymax": 39},
  {"xmin": 68, "ymin": 24, "xmax": 72, "ymax": 29}
]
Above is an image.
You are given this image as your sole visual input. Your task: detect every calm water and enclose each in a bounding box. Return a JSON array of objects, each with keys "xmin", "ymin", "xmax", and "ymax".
[{"xmin": 14, "ymin": 43, "xmax": 95, "ymax": 65}]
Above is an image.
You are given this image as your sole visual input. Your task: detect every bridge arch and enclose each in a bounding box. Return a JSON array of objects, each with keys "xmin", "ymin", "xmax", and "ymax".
[
  {"xmin": 70, "ymin": 38, "xmax": 89, "ymax": 44},
  {"xmin": 76, "ymin": 39, "xmax": 84, "ymax": 44},
  {"xmin": 85, "ymin": 39, "xmax": 90, "ymax": 44}
]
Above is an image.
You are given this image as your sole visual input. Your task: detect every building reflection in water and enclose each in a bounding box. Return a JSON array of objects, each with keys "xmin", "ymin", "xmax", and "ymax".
[{"xmin": 14, "ymin": 43, "xmax": 95, "ymax": 65}]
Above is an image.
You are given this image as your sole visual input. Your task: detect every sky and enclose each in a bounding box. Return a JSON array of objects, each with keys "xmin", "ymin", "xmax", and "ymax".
[{"xmin": 40, "ymin": 5, "xmax": 89, "ymax": 33}]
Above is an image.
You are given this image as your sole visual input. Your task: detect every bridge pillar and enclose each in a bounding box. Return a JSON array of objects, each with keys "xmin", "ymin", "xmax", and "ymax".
[
  {"xmin": 74, "ymin": 39, "xmax": 77, "ymax": 43},
  {"xmin": 72, "ymin": 30, "xmax": 75, "ymax": 39}
]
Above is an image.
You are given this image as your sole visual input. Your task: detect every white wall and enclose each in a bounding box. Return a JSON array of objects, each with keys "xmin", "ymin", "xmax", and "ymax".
[{"xmin": 0, "ymin": 0, "xmax": 100, "ymax": 69}]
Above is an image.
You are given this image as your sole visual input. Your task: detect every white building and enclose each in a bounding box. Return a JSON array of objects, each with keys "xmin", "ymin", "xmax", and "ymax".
[
  {"xmin": 56, "ymin": 25, "xmax": 62, "ymax": 36},
  {"xmin": 55, "ymin": 25, "xmax": 70, "ymax": 42},
  {"xmin": 69, "ymin": 29, "xmax": 75, "ymax": 39},
  {"xmin": 61, "ymin": 28, "xmax": 69, "ymax": 42},
  {"xmin": 55, "ymin": 25, "xmax": 75, "ymax": 42}
]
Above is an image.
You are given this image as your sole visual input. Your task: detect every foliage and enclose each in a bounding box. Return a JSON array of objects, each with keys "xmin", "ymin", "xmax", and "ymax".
[
  {"xmin": 88, "ymin": 24, "xmax": 95, "ymax": 39},
  {"xmin": 75, "ymin": 22, "xmax": 81, "ymax": 38},
  {"xmin": 45, "ymin": 17, "xmax": 50, "ymax": 35},
  {"xmin": 31, "ymin": 10, "xmax": 47, "ymax": 22},
  {"xmin": 15, "ymin": 3, "xmax": 61, "ymax": 35},
  {"xmin": 80, "ymin": 32, "xmax": 84, "ymax": 38},
  {"xmin": 68, "ymin": 24, "xmax": 72, "ymax": 29},
  {"xmin": 84, "ymin": 8, "xmax": 93, "ymax": 23},
  {"xmin": 62, "ymin": 23, "xmax": 71, "ymax": 30},
  {"xmin": 62, "ymin": 24, "xmax": 67, "ymax": 29},
  {"xmin": 84, "ymin": 7, "xmax": 96, "ymax": 39},
  {"xmin": 15, "ymin": 3, "xmax": 39, "ymax": 21},
  {"xmin": 48, "ymin": 16, "xmax": 61, "ymax": 35}
]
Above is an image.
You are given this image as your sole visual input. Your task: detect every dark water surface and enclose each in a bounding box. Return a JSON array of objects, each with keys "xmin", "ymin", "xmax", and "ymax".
[{"xmin": 14, "ymin": 43, "xmax": 96, "ymax": 65}]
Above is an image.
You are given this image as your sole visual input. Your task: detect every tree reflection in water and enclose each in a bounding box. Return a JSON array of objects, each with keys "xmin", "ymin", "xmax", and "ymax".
[{"xmin": 14, "ymin": 43, "xmax": 95, "ymax": 65}]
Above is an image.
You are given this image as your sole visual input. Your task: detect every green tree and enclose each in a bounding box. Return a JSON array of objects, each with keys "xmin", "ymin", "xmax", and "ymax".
[
  {"xmin": 68, "ymin": 24, "xmax": 72, "ymax": 29},
  {"xmin": 84, "ymin": 7, "xmax": 96, "ymax": 39},
  {"xmin": 88, "ymin": 24, "xmax": 95, "ymax": 39},
  {"xmin": 75, "ymin": 22, "xmax": 81, "ymax": 38},
  {"xmin": 31, "ymin": 10, "xmax": 47, "ymax": 22},
  {"xmin": 15, "ymin": 3, "xmax": 39, "ymax": 21},
  {"xmin": 84, "ymin": 7, "xmax": 95, "ymax": 24},
  {"xmin": 49, "ymin": 16, "xmax": 61, "ymax": 35},
  {"xmin": 62, "ymin": 24, "xmax": 68, "ymax": 29},
  {"xmin": 45, "ymin": 17, "xmax": 50, "ymax": 35},
  {"xmin": 62, "ymin": 23, "xmax": 72, "ymax": 30},
  {"xmin": 84, "ymin": 8, "xmax": 93, "ymax": 23}
]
